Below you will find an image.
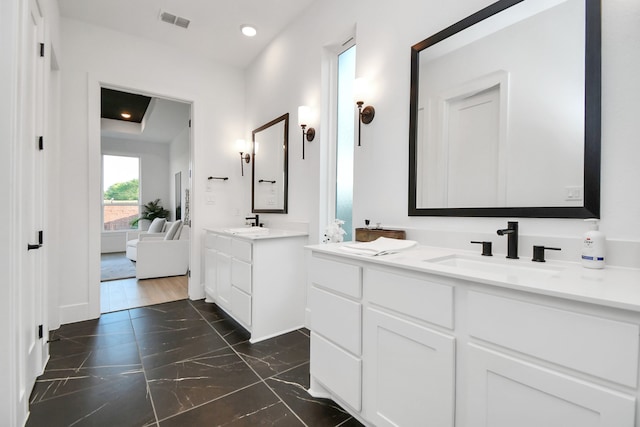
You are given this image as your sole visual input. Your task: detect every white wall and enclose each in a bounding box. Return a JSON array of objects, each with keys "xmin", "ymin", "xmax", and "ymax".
[
  {"xmin": 0, "ymin": 0, "xmax": 21, "ymax": 423},
  {"xmin": 244, "ymin": 0, "xmax": 640, "ymax": 266},
  {"xmin": 57, "ymin": 17, "xmax": 246, "ymax": 325}
]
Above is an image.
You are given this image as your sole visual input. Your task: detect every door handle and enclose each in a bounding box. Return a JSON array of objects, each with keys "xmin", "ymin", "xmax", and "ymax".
[{"xmin": 27, "ymin": 243, "xmax": 41, "ymax": 250}]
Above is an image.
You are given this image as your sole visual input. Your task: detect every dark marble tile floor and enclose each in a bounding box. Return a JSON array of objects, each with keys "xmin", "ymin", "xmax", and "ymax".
[{"xmin": 27, "ymin": 299, "xmax": 362, "ymax": 427}]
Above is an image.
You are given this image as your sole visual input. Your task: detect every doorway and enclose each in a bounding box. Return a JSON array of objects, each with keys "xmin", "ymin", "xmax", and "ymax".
[{"xmin": 98, "ymin": 86, "xmax": 192, "ymax": 313}]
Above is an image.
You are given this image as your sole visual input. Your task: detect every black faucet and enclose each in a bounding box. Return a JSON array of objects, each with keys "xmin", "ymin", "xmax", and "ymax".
[
  {"xmin": 497, "ymin": 221, "xmax": 519, "ymax": 259},
  {"xmin": 245, "ymin": 214, "xmax": 260, "ymax": 227}
]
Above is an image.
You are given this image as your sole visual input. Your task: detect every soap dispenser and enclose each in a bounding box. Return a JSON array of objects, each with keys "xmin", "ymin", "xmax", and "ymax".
[{"xmin": 581, "ymin": 219, "xmax": 605, "ymax": 269}]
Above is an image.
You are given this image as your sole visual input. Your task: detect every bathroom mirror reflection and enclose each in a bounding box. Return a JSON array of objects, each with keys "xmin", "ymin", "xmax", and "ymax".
[
  {"xmin": 252, "ymin": 113, "xmax": 289, "ymax": 213},
  {"xmin": 409, "ymin": 0, "xmax": 601, "ymax": 218}
]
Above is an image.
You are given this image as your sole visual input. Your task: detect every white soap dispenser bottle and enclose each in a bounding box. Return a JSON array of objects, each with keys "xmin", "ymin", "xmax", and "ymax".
[{"xmin": 581, "ymin": 219, "xmax": 605, "ymax": 269}]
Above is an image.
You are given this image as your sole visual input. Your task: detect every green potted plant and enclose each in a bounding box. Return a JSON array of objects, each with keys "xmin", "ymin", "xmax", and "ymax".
[{"xmin": 131, "ymin": 198, "xmax": 170, "ymax": 229}]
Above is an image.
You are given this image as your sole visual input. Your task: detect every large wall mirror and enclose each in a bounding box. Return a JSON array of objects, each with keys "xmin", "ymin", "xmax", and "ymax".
[
  {"xmin": 409, "ymin": 0, "xmax": 601, "ymax": 218},
  {"xmin": 252, "ymin": 113, "xmax": 289, "ymax": 213}
]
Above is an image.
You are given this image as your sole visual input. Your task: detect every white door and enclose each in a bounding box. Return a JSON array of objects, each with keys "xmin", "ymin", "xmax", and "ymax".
[
  {"xmin": 18, "ymin": 0, "xmax": 46, "ymax": 406},
  {"xmin": 363, "ymin": 307, "xmax": 455, "ymax": 427},
  {"xmin": 445, "ymin": 86, "xmax": 502, "ymax": 208},
  {"xmin": 466, "ymin": 344, "xmax": 636, "ymax": 427}
]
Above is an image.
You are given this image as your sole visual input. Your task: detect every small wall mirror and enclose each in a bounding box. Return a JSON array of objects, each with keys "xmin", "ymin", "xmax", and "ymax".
[
  {"xmin": 409, "ymin": 0, "xmax": 601, "ymax": 218},
  {"xmin": 252, "ymin": 113, "xmax": 289, "ymax": 213}
]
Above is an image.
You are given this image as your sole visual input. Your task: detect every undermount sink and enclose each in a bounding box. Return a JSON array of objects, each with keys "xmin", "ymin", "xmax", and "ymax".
[
  {"xmin": 424, "ymin": 254, "xmax": 563, "ymax": 281},
  {"xmin": 224, "ymin": 227, "xmax": 270, "ymax": 235}
]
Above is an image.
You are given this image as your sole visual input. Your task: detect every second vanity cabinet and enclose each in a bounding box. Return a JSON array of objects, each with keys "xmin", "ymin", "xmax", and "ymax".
[
  {"xmin": 306, "ymin": 248, "xmax": 640, "ymax": 427},
  {"xmin": 204, "ymin": 229, "xmax": 307, "ymax": 343}
]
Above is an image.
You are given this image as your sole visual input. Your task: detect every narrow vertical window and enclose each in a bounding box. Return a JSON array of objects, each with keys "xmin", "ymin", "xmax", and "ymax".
[
  {"xmin": 102, "ymin": 155, "xmax": 140, "ymax": 230},
  {"xmin": 336, "ymin": 45, "xmax": 356, "ymax": 241}
]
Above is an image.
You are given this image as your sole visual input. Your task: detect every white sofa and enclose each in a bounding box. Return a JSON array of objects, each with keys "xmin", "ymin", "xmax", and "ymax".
[{"xmin": 125, "ymin": 223, "xmax": 190, "ymax": 279}]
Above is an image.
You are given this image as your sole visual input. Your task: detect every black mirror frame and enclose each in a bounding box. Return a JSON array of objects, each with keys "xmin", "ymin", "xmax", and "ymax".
[
  {"xmin": 251, "ymin": 113, "xmax": 289, "ymax": 214},
  {"xmin": 408, "ymin": 0, "xmax": 601, "ymax": 218}
]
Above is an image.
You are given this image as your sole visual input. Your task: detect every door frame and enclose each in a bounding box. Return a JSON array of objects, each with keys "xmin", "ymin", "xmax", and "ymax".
[{"xmin": 87, "ymin": 75, "xmax": 195, "ymax": 318}]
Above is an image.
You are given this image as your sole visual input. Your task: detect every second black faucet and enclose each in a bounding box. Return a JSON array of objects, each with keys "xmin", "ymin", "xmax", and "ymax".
[
  {"xmin": 246, "ymin": 214, "xmax": 260, "ymax": 227},
  {"xmin": 497, "ymin": 221, "xmax": 519, "ymax": 259}
]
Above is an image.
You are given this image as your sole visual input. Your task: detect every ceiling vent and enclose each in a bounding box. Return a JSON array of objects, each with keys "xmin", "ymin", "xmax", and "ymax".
[
  {"xmin": 175, "ymin": 17, "xmax": 190, "ymax": 29},
  {"xmin": 159, "ymin": 10, "xmax": 190, "ymax": 29}
]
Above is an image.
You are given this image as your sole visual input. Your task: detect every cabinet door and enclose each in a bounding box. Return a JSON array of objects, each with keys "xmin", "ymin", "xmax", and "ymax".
[
  {"xmin": 364, "ymin": 307, "xmax": 455, "ymax": 427},
  {"xmin": 231, "ymin": 287, "xmax": 251, "ymax": 326},
  {"xmin": 466, "ymin": 344, "xmax": 636, "ymax": 427},
  {"xmin": 215, "ymin": 252, "xmax": 231, "ymax": 309},
  {"xmin": 231, "ymin": 258, "xmax": 252, "ymax": 294},
  {"xmin": 204, "ymin": 248, "xmax": 217, "ymax": 297}
]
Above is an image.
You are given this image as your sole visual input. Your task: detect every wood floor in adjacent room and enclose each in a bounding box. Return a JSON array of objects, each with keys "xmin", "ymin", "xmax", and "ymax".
[{"xmin": 100, "ymin": 275, "xmax": 188, "ymax": 313}]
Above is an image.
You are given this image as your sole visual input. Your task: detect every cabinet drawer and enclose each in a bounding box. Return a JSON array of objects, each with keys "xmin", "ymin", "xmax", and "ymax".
[
  {"xmin": 215, "ymin": 235, "xmax": 231, "ymax": 253},
  {"xmin": 366, "ymin": 268, "xmax": 454, "ymax": 329},
  {"xmin": 204, "ymin": 232, "xmax": 217, "ymax": 249},
  {"xmin": 468, "ymin": 291, "xmax": 640, "ymax": 387},
  {"xmin": 311, "ymin": 332, "xmax": 362, "ymax": 411},
  {"xmin": 232, "ymin": 239, "xmax": 252, "ymax": 263},
  {"xmin": 310, "ymin": 255, "xmax": 361, "ymax": 298},
  {"xmin": 231, "ymin": 287, "xmax": 252, "ymax": 326},
  {"xmin": 231, "ymin": 258, "xmax": 252, "ymax": 294},
  {"xmin": 310, "ymin": 286, "xmax": 361, "ymax": 355}
]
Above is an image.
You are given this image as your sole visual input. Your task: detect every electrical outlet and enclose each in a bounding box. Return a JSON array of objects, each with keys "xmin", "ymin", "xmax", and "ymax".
[{"xmin": 565, "ymin": 186, "xmax": 583, "ymax": 201}]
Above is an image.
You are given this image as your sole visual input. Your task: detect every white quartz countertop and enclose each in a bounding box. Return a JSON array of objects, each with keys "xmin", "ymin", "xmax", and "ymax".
[
  {"xmin": 206, "ymin": 227, "xmax": 308, "ymax": 240},
  {"xmin": 307, "ymin": 243, "xmax": 640, "ymax": 313}
]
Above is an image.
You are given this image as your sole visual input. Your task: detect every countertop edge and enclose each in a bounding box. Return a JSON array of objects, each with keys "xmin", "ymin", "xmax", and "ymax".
[{"xmin": 306, "ymin": 243, "xmax": 640, "ymax": 313}]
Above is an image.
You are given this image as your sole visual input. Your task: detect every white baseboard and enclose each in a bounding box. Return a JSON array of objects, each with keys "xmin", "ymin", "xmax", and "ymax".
[{"xmin": 58, "ymin": 302, "xmax": 97, "ymax": 326}]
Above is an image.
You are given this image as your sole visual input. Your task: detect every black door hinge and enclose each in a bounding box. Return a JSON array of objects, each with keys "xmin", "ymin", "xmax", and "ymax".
[
  {"xmin": 38, "ymin": 136, "xmax": 43, "ymax": 150},
  {"xmin": 39, "ymin": 43, "xmax": 44, "ymax": 57},
  {"xmin": 38, "ymin": 324, "xmax": 43, "ymax": 339},
  {"xmin": 187, "ymin": 269, "xmax": 191, "ymax": 278},
  {"xmin": 188, "ymin": 119, "xmax": 191, "ymax": 128}
]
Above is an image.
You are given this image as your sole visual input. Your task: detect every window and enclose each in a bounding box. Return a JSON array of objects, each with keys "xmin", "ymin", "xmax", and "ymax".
[
  {"xmin": 336, "ymin": 44, "xmax": 356, "ymax": 241},
  {"xmin": 102, "ymin": 155, "xmax": 140, "ymax": 231}
]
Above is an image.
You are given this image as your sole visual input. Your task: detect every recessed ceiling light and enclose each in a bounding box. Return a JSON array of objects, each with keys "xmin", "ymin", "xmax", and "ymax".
[
  {"xmin": 121, "ymin": 112, "xmax": 131, "ymax": 119},
  {"xmin": 240, "ymin": 25, "xmax": 257, "ymax": 37}
]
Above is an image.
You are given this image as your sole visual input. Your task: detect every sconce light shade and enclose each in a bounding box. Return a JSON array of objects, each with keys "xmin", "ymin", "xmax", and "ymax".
[
  {"xmin": 354, "ymin": 77, "xmax": 369, "ymax": 103},
  {"xmin": 235, "ymin": 139, "xmax": 247, "ymax": 152},
  {"xmin": 298, "ymin": 105, "xmax": 315, "ymax": 160},
  {"xmin": 354, "ymin": 77, "xmax": 375, "ymax": 146},
  {"xmin": 298, "ymin": 106, "xmax": 311, "ymax": 127}
]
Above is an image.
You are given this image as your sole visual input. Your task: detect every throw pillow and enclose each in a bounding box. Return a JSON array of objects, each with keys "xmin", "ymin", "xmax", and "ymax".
[
  {"xmin": 173, "ymin": 223, "xmax": 184, "ymax": 240},
  {"xmin": 164, "ymin": 220, "xmax": 182, "ymax": 240},
  {"xmin": 148, "ymin": 218, "xmax": 166, "ymax": 233}
]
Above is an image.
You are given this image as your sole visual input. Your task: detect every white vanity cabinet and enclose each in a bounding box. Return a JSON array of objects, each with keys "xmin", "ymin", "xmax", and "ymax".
[
  {"xmin": 306, "ymin": 246, "xmax": 640, "ymax": 427},
  {"xmin": 204, "ymin": 229, "xmax": 307, "ymax": 343}
]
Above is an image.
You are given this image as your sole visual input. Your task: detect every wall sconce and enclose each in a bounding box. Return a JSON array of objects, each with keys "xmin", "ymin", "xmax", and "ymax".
[
  {"xmin": 236, "ymin": 139, "xmax": 251, "ymax": 176},
  {"xmin": 298, "ymin": 106, "xmax": 315, "ymax": 160},
  {"xmin": 354, "ymin": 77, "xmax": 375, "ymax": 147}
]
